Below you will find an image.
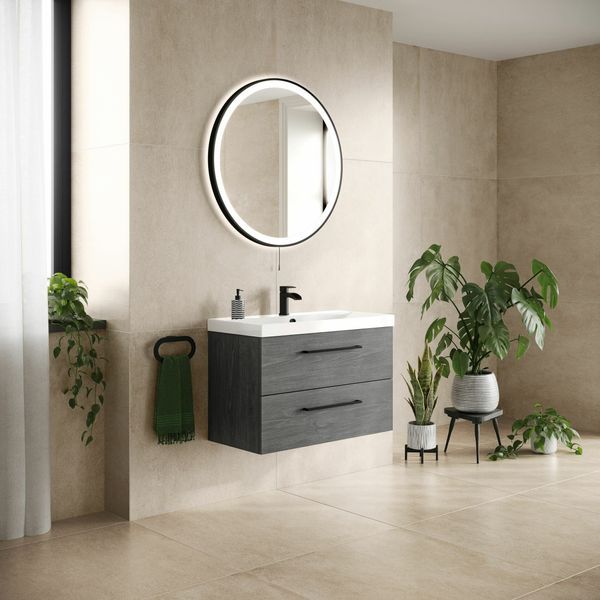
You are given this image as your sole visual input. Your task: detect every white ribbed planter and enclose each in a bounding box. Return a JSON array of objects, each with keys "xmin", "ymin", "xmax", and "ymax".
[
  {"xmin": 451, "ymin": 372, "xmax": 499, "ymax": 413},
  {"xmin": 407, "ymin": 421, "xmax": 437, "ymax": 450},
  {"xmin": 530, "ymin": 433, "xmax": 558, "ymax": 454}
]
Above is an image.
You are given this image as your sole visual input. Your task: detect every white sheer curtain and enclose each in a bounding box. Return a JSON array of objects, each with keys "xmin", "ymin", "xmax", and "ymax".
[{"xmin": 0, "ymin": 0, "xmax": 51, "ymax": 540}]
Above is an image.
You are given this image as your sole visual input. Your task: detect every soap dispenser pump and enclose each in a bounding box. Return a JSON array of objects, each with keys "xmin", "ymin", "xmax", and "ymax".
[{"xmin": 231, "ymin": 289, "xmax": 245, "ymax": 320}]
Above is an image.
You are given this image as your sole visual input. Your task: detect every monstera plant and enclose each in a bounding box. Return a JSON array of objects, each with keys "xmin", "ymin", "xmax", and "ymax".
[{"xmin": 407, "ymin": 244, "xmax": 559, "ymax": 413}]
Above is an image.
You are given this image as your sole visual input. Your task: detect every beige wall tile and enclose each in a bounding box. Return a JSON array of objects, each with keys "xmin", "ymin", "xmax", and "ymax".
[
  {"xmin": 128, "ymin": 329, "xmax": 278, "ymax": 520},
  {"xmin": 129, "ymin": 144, "xmax": 276, "ymax": 332},
  {"xmin": 130, "ymin": 0, "xmax": 277, "ymax": 148},
  {"xmin": 498, "ymin": 175, "xmax": 600, "ymax": 302},
  {"xmin": 498, "ymin": 44, "xmax": 600, "ymax": 179},
  {"xmin": 498, "ymin": 301, "xmax": 600, "ymax": 432},
  {"xmin": 72, "ymin": 0, "xmax": 129, "ymax": 151},
  {"xmin": 273, "ymin": 0, "xmax": 393, "ymax": 163},
  {"xmin": 420, "ymin": 176, "xmax": 498, "ymax": 281},
  {"xmin": 103, "ymin": 330, "xmax": 131, "ymax": 518},
  {"xmin": 275, "ymin": 432, "xmax": 393, "ymax": 489},
  {"xmin": 393, "ymin": 44, "xmax": 420, "ymax": 174},
  {"xmin": 419, "ymin": 49, "xmax": 497, "ymax": 179},
  {"xmin": 49, "ymin": 334, "xmax": 105, "ymax": 521},
  {"xmin": 72, "ymin": 146, "xmax": 130, "ymax": 331},
  {"xmin": 278, "ymin": 160, "xmax": 393, "ymax": 315}
]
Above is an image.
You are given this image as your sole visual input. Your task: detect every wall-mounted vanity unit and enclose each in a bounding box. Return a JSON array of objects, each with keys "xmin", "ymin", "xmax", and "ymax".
[{"xmin": 208, "ymin": 312, "xmax": 393, "ymax": 454}]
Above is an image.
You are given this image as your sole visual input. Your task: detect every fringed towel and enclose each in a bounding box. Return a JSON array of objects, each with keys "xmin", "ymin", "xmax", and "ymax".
[{"xmin": 154, "ymin": 355, "xmax": 195, "ymax": 444}]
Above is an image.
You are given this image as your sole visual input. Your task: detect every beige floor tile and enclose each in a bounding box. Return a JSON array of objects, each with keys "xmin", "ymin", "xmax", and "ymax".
[
  {"xmin": 0, "ymin": 523, "xmax": 232, "ymax": 600},
  {"xmin": 155, "ymin": 572, "xmax": 307, "ymax": 599},
  {"xmin": 522, "ymin": 471, "xmax": 600, "ymax": 514},
  {"xmin": 284, "ymin": 463, "xmax": 510, "ymax": 526},
  {"xmin": 251, "ymin": 527, "xmax": 554, "ymax": 600},
  {"xmin": 0, "ymin": 511, "xmax": 124, "ymax": 551},
  {"xmin": 407, "ymin": 495, "xmax": 600, "ymax": 578},
  {"xmin": 419, "ymin": 441, "xmax": 597, "ymax": 492},
  {"xmin": 519, "ymin": 566, "xmax": 600, "ymax": 600},
  {"xmin": 136, "ymin": 490, "xmax": 392, "ymax": 572}
]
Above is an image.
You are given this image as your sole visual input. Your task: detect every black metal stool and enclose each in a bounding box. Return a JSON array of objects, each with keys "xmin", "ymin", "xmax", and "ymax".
[{"xmin": 444, "ymin": 407, "xmax": 503, "ymax": 464}]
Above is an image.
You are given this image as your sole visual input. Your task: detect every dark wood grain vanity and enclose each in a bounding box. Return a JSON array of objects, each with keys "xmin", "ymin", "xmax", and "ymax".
[{"xmin": 208, "ymin": 325, "xmax": 393, "ymax": 454}]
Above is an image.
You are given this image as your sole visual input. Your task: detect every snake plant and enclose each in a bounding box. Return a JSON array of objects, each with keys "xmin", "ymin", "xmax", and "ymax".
[{"xmin": 404, "ymin": 344, "xmax": 444, "ymax": 425}]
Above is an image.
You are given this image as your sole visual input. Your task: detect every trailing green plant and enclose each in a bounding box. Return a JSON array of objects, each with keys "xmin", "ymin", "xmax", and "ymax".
[
  {"xmin": 406, "ymin": 244, "xmax": 559, "ymax": 376},
  {"xmin": 488, "ymin": 403, "xmax": 582, "ymax": 460},
  {"xmin": 48, "ymin": 273, "xmax": 106, "ymax": 446},
  {"xmin": 403, "ymin": 344, "xmax": 446, "ymax": 425}
]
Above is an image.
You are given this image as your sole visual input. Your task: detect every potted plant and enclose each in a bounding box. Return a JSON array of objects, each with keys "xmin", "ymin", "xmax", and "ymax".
[
  {"xmin": 48, "ymin": 273, "xmax": 106, "ymax": 446},
  {"xmin": 489, "ymin": 404, "xmax": 582, "ymax": 459},
  {"xmin": 407, "ymin": 245, "xmax": 558, "ymax": 413},
  {"xmin": 404, "ymin": 343, "xmax": 444, "ymax": 451}
]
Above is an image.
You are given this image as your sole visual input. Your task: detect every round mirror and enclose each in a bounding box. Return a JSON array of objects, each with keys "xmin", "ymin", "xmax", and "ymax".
[{"xmin": 208, "ymin": 78, "xmax": 343, "ymax": 247}]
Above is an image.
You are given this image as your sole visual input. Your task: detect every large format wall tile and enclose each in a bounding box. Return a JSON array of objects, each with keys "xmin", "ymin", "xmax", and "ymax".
[
  {"xmin": 130, "ymin": 0, "xmax": 277, "ymax": 149},
  {"xmin": 129, "ymin": 144, "xmax": 276, "ymax": 333},
  {"xmin": 103, "ymin": 330, "xmax": 131, "ymax": 518},
  {"xmin": 498, "ymin": 175, "xmax": 600, "ymax": 302},
  {"xmin": 72, "ymin": 146, "xmax": 130, "ymax": 332},
  {"xmin": 274, "ymin": 0, "xmax": 392, "ymax": 163},
  {"xmin": 498, "ymin": 301, "xmax": 600, "ymax": 431},
  {"xmin": 278, "ymin": 160, "xmax": 393, "ymax": 315},
  {"xmin": 498, "ymin": 44, "xmax": 600, "ymax": 179},
  {"xmin": 128, "ymin": 329, "xmax": 277, "ymax": 520},
  {"xmin": 72, "ymin": 0, "xmax": 129, "ymax": 151},
  {"xmin": 393, "ymin": 44, "xmax": 420, "ymax": 174},
  {"xmin": 419, "ymin": 49, "xmax": 497, "ymax": 179},
  {"xmin": 49, "ymin": 334, "xmax": 105, "ymax": 521}
]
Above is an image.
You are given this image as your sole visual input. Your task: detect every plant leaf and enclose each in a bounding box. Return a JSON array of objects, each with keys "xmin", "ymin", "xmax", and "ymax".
[
  {"xmin": 406, "ymin": 244, "xmax": 441, "ymax": 301},
  {"xmin": 425, "ymin": 317, "xmax": 446, "ymax": 343},
  {"xmin": 479, "ymin": 320, "xmax": 510, "ymax": 360},
  {"xmin": 532, "ymin": 259, "xmax": 559, "ymax": 309},
  {"xmin": 516, "ymin": 335, "xmax": 530, "ymax": 359},
  {"xmin": 511, "ymin": 288, "xmax": 547, "ymax": 349},
  {"xmin": 451, "ymin": 349, "xmax": 469, "ymax": 377}
]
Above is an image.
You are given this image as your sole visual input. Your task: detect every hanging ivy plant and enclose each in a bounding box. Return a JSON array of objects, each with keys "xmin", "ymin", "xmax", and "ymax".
[{"xmin": 48, "ymin": 273, "xmax": 106, "ymax": 446}]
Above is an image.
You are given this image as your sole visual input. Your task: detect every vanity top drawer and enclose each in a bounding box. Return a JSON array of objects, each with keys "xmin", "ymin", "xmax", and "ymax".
[
  {"xmin": 261, "ymin": 379, "xmax": 392, "ymax": 453},
  {"xmin": 261, "ymin": 327, "xmax": 392, "ymax": 396}
]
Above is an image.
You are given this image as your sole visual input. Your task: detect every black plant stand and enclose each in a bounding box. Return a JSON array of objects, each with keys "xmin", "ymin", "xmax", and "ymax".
[
  {"xmin": 405, "ymin": 444, "xmax": 439, "ymax": 464},
  {"xmin": 443, "ymin": 407, "xmax": 503, "ymax": 464}
]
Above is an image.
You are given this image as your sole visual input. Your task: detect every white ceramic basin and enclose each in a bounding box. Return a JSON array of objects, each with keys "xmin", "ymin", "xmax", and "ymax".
[{"xmin": 207, "ymin": 310, "xmax": 394, "ymax": 337}]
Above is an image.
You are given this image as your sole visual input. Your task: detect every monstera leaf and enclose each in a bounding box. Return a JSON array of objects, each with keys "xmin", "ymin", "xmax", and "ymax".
[
  {"xmin": 463, "ymin": 283, "xmax": 500, "ymax": 326},
  {"xmin": 484, "ymin": 261, "xmax": 520, "ymax": 310},
  {"xmin": 532, "ymin": 259, "xmax": 559, "ymax": 309},
  {"xmin": 407, "ymin": 244, "xmax": 441, "ymax": 302},
  {"xmin": 511, "ymin": 288, "xmax": 547, "ymax": 349},
  {"xmin": 425, "ymin": 255, "xmax": 461, "ymax": 303},
  {"xmin": 479, "ymin": 320, "xmax": 510, "ymax": 359}
]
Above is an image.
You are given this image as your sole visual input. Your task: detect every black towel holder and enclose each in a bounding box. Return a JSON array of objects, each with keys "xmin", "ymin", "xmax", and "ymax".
[{"xmin": 153, "ymin": 335, "xmax": 196, "ymax": 362}]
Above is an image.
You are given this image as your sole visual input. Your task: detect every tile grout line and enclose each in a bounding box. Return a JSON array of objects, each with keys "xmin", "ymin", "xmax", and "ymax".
[
  {"xmin": 0, "ymin": 518, "xmax": 126, "ymax": 553},
  {"xmin": 511, "ymin": 562, "xmax": 600, "ymax": 600}
]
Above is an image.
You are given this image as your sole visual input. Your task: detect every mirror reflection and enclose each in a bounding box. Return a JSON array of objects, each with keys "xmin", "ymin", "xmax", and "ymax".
[{"xmin": 210, "ymin": 80, "xmax": 342, "ymax": 246}]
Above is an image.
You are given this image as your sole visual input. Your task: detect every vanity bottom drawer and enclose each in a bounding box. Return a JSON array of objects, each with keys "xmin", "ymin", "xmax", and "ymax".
[{"xmin": 261, "ymin": 379, "xmax": 392, "ymax": 454}]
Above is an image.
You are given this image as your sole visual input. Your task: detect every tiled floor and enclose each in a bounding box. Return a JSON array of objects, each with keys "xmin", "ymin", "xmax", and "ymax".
[{"xmin": 2, "ymin": 420, "xmax": 599, "ymax": 599}]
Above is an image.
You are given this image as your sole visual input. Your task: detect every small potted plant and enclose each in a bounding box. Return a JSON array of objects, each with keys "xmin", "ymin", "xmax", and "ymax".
[
  {"xmin": 406, "ymin": 244, "xmax": 559, "ymax": 413},
  {"xmin": 489, "ymin": 403, "xmax": 582, "ymax": 460},
  {"xmin": 514, "ymin": 403, "xmax": 582, "ymax": 455},
  {"xmin": 404, "ymin": 343, "xmax": 445, "ymax": 452}
]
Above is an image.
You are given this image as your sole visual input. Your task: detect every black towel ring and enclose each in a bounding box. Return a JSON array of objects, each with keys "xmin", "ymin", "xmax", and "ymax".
[{"xmin": 153, "ymin": 335, "xmax": 196, "ymax": 362}]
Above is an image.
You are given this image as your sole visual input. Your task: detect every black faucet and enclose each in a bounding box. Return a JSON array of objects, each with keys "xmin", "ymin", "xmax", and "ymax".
[{"xmin": 279, "ymin": 286, "xmax": 302, "ymax": 316}]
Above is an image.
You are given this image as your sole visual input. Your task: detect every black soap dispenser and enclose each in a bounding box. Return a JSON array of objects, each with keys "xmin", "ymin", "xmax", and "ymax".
[{"xmin": 231, "ymin": 289, "xmax": 245, "ymax": 320}]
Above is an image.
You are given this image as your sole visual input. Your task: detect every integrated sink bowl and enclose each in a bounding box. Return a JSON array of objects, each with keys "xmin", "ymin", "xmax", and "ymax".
[{"xmin": 207, "ymin": 310, "xmax": 394, "ymax": 337}]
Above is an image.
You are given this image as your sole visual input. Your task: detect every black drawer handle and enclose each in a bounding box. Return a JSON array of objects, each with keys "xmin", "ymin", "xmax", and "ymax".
[
  {"xmin": 300, "ymin": 344, "xmax": 363, "ymax": 354},
  {"xmin": 301, "ymin": 399, "xmax": 363, "ymax": 412}
]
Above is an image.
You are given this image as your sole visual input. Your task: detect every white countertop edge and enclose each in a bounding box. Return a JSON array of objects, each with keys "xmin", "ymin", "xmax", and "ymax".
[{"xmin": 207, "ymin": 312, "xmax": 395, "ymax": 338}]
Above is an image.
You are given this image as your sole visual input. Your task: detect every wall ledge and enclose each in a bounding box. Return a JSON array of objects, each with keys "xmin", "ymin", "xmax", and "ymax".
[{"xmin": 49, "ymin": 320, "xmax": 107, "ymax": 333}]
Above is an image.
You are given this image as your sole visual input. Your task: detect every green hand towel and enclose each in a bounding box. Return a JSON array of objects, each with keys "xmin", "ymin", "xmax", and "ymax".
[{"xmin": 154, "ymin": 354, "xmax": 195, "ymax": 444}]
